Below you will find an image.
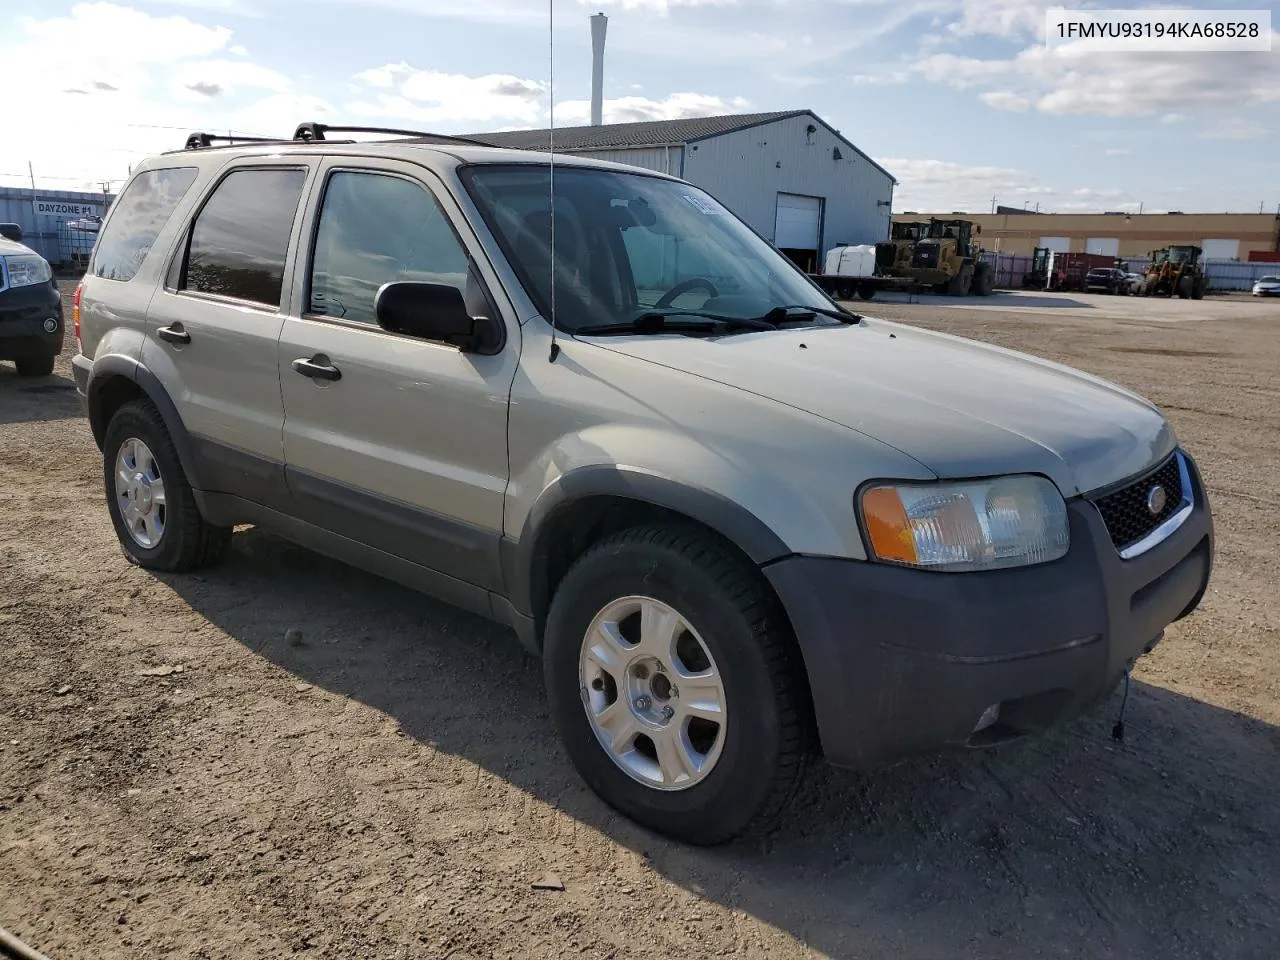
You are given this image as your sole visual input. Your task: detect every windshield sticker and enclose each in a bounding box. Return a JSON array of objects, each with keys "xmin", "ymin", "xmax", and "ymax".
[{"xmin": 682, "ymin": 194, "xmax": 723, "ymax": 215}]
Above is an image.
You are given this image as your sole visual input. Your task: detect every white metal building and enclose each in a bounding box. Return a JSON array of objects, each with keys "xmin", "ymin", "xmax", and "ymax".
[{"xmin": 467, "ymin": 110, "xmax": 897, "ymax": 273}]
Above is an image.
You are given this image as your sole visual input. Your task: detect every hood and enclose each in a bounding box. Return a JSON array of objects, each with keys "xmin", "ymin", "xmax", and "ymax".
[
  {"xmin": 0, "ymin": 237, "xmax": 36, "ymax": 257},
  {"xmin": 585, "ymin": 317, "xmax": 1175, "ymax": 497}
]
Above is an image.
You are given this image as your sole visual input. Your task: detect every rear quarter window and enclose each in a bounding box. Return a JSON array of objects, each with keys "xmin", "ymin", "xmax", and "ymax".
[{"xmin": 91, "ymin": 167, "xmax": 199, "ymax": 282}]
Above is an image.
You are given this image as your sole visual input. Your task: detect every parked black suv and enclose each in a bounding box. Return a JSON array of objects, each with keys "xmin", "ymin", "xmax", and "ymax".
[
  {"xmin": 1084, "ymin": 267, "xmax": 1128, "ymax": 295},
  {"xmin": 0, "ymin": 229, "xmax": 63, "ymax": 377}
]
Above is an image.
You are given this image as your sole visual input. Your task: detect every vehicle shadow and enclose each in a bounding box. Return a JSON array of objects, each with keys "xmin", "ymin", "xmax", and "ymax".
[
  {"xmin": 0, "ymin": 369, "xmax": 82, "ymax": 425},
  {"xmin": 162, "ymin": 528, "xmax": 1280, "ymax": 959}
]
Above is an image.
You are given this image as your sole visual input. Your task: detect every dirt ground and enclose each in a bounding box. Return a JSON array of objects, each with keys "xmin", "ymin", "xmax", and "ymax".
[{"xmin": 2, "ymin": 288, "xmax": 1278, "ymax": 959}]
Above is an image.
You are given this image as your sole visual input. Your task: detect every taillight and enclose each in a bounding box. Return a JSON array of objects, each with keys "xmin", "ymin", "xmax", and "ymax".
[{"xmin": 73, "ymin": 281, "xmax": 83, "ymax": 343}]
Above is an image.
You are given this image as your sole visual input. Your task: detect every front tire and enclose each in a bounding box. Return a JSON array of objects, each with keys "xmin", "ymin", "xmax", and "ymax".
[
  {"xmin": 15, "ymin": 355, "xmax": 55, "ymax": 377},
  {"xmin": 103, "ymin": 399, "xmax": 231, "ymax": 571},
  {"xmin": 543, "ymin": 525, "xmax": 810, "ymax": 846}
]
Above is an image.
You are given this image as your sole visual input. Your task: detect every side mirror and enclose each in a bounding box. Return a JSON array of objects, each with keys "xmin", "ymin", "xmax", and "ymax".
[
  {"xmin": 0, "ymin": 223, "xmax": 23, "ymax": 243},
  {"xmin": 375, "ymin": 281, "xmax": 484, "ymax": 351}
]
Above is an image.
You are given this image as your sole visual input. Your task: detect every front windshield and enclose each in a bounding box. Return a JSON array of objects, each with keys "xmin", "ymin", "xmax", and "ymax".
[
  {"xmin": 1167, "ymin": 247, "xmax": 1194, "ymax": 262},
  {"xmin": 460, "ymin": 164, "xmax": 833, "ymax": 331}
]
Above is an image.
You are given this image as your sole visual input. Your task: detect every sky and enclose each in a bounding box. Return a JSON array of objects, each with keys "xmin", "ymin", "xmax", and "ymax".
[{"xmin": 1, "ymin": 0, "xmax": 1277, "ymax": 214}]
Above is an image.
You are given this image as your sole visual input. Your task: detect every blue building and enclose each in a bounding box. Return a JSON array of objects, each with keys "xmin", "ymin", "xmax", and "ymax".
[{"xmin": 0, "ymin": 186, "xmax": 114, "ymax": 266}]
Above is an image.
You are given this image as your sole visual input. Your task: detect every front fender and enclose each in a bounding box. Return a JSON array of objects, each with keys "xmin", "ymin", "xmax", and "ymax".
[{"xmin": 503, "ymin": 462, "xmax": 792, "ymax": 617}]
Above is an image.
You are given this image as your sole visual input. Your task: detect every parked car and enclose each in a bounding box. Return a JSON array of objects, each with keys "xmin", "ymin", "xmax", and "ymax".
[
  {"xmin": 72, "ymin": 125, "xmax": 1215, "ymax": 846},
  {"xmin": 1084, "ymin": 267, "xmax": 1129, "ymax": 295},
  {"xmin": 1252, "ymin": 276, "xmax": 1280, "ymax": 297},
  {"xmin": 0, "ymin": 227, "xmax": 64, "ymax": 377},
  {"xmin": 1124, "ymin": 272, "xmax": 1146, "ymax": 294}
]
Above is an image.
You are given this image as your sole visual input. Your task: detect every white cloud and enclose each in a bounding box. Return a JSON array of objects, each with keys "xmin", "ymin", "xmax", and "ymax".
[
  {"xmin": 581, "ymin": 0, "xmax": 737, "ymax": 12},
  {"xmin": 877, "ymin": 157, "xmax": 1055, "ymax": 212},
  {"xmin": 0, "ymin": 4, "xmax": 312, "ymax": 190},
  {"xmin": 1161, "ymin": 112, "xmax": 1188, "ymax": 124},
  {"xmin": 347, "ymin": 68, "xmax": 547, "ymax": 124},
  {"xmin": 174, "ymin": 59, "xmax": 292, "ymax": 98},
  {"xmin": 354, "ymin": 61, "xmax": 413, "ymax": 89},
  {"xmin": 1199, "ymin": 118, "xmax": 1269, "ymax": 140},
  {"xmin": 1104, "ymin": 148, "xmax": 1131, "ymax": 156},
  {"xmin": 1071, "ymin": 188, "xmax": 1124, "ymax": 199},
  {"xmin": 229, "ymin": 43, "xmax": 248, "ymax": 55},
  {"xmin": 130, "ymin": 0, "xmax": 262, "ymax": 13},
  {"xmin": 979, "ymin": 90, "xmax": 1030, "ymax": 111},
  {"xmin": 946, "ymin": 0, "xmax": 1054, "ymax": 40},
  {"xmin": 554, "ymin": 93, "xmax": 751, "ymax": 125},
  {"xmin": 913, "ymin": 42, "xmax": 1280, "ymax": 119},
  {"xmin": 851, "ymin": 71, "xmax": 910, "ymax": 85}
]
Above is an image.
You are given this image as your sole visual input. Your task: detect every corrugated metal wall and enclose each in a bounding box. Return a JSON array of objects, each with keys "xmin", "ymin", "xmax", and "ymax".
[
  {"xmin": 0, "ymin": 186, "xmax": 113, "ymax": 265},
  {"xmin": 567, "ymin": 146, "xmax": 684, "ymax": 176},
  {"xmin": 680, "ymin": 114, "xmax": 894, "ymax": 254}
]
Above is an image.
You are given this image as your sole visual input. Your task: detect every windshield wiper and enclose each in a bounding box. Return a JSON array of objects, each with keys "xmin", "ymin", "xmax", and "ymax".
[
  {"xmin": 573, "ymin": 309, "xmax": 777, "ymax": 337},
  {"xmin": 761, "ymin": 304, "xmax": 861, "ymax": 325}
]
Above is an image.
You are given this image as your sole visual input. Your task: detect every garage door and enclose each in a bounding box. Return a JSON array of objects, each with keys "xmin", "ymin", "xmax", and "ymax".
[
  {"xmin": 1086, "ymin": 237, "xmax": 1119, "ymax": 256},
  {"xmin": 774, "ymin": 194, "xmax": 822, "ymax": 251},
  {"xmin": 1039, "ymin": 236, "xmax": 1071, "ymax": 253},
  {"xmin": 1201, "ymin": 238, "xmax": 1240, "ymax": 260}
]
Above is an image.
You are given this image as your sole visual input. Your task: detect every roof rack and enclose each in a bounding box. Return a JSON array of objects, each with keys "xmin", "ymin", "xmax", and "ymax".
[
  {"xmin": 178, "ymin": 122, "xmax": 493, "ymax": 153},
  {"xmin": 292, "ymin": 122, "xmax": 489, "ymax": 147},
  {"xmin": 183, "ymin": 132, "xmax": 289, "ymax": 150}
]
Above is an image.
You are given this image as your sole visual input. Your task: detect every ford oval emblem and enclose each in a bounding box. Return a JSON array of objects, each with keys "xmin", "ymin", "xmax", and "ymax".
[{"xmin": 1146, "ymin": 485, "xmax": 1168, "ymax": 515}]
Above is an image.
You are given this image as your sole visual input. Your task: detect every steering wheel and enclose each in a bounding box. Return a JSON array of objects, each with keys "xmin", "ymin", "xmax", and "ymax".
[{"xmin": 653, "ymin": 277, "xmax": 719, "ymax": 309}]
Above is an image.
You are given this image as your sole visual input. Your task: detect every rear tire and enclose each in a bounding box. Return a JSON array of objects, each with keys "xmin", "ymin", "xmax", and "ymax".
[
  {"xmin": 856, "ymin": 284, "xmax": 876, "ymax": 300},
  {"xmin": 971, "ymin": 264, "xmax": 994, "ymax": 296},
  {"xmin": 103, "ymin": 399, "xmax": 231, "ymax": 572},
  {"xmin": 543, "ymin": 524, "xmax": 810, "ymax": 846},
  {"xmin": 15, "ymin": 355, "xmax": 55, "ymax": 377}
]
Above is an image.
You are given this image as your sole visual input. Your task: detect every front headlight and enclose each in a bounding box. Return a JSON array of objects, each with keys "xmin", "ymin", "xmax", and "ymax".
[
  {"xmin": 858, "ymin": 475, "xmax": 1069, "ymax": 572},
  {"xmin": 4, "ymin": 254, "xmax": 52, "ymax": 288}
]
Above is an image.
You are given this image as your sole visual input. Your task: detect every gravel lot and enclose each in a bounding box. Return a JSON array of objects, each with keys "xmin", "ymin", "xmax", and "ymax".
[{"xmin": 2, "ymin": 288, "xmax": 1278, "ymax": 959}]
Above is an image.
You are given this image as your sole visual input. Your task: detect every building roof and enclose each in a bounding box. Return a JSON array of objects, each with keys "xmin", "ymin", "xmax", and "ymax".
[
  {"xmin": 464, "ymin": 110, "xmax": 803, "ymax": 151},
  {"xmin": 465, "ymin": 109, "xmax": 897, "ymax": 183}
]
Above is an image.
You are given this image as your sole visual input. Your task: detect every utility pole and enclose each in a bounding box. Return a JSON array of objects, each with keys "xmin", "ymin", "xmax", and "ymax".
[
  {"xmin": 991, "ymin": 196, "xmax": 997, "ymax": 214},
  {"xmin": 28, "ymin": 161, "xmax": 37, "ymax": 238},
  {"xmin": 1138, "ymin": 201, "xmax": 1144, "ymax": 215}
]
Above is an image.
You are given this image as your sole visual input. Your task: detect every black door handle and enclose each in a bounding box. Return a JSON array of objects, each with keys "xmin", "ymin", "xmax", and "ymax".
[
  {"xmin": 156, "ymin": 324, "xmax": 191, "ymax": 345},
  {"xmin": 292, "ymin": 357, "xmax": 342, "ymax": 382}
]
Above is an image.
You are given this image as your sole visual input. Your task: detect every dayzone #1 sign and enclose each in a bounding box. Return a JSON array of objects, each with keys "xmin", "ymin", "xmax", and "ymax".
[{"xmin": 35, "ymin": 199, "xmax": 102, "ymax": 217}]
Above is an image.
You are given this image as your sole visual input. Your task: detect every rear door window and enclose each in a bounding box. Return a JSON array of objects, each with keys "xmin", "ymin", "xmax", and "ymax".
[
  {"xmin": 180, "ymin": 167, "xmax": 307, "ymax": 308},
  {"xmin": 91, "ymin": 167, "xmax": 198, "ymax": 282}
]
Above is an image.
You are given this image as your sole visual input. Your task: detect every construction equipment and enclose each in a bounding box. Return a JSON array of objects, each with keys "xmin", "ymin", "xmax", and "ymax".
[
  {"xmin": 1142, "ymin": 245, "xmax": 1206, "ymax": 299},
  {"xmin": 1023, "ymin": 247, "xmax": 1051, "ymax": 289},
  {"xmin": 875, "ymin": 218, "xmax": 994, "ymax": 296}
]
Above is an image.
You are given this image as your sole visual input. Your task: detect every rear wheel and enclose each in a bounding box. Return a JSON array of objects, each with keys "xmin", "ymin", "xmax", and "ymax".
[
  {"xmin": 14, "ymin": 355, "xmax": 55, "ymax": 377},
  {"xmin": 971, "ymin": 264, "xmax": 994, "ymax": 296},
  {"xmin": 1178, "ymin": 276, "xmax": 1193, "ymax": 299},
  {"xmin": 856, "ymin": 284, "xmax": 876, "ymax": 300},
  {"xmin": 1191, "ymin": 277, "xmax": 1206, "ymax": 300},
  {"xmin": 103, "ymin": 399, "xmax": 231, "ymax": 571},
  {"xmin": 543, "ymin": 525, "xmax": 810, "ymax": 846}
]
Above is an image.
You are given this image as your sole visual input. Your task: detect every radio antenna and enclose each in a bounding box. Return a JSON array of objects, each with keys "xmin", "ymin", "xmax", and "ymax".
[{"xmin": 547, "ymin": 0, "xmax": 560, "ymax": 362}]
